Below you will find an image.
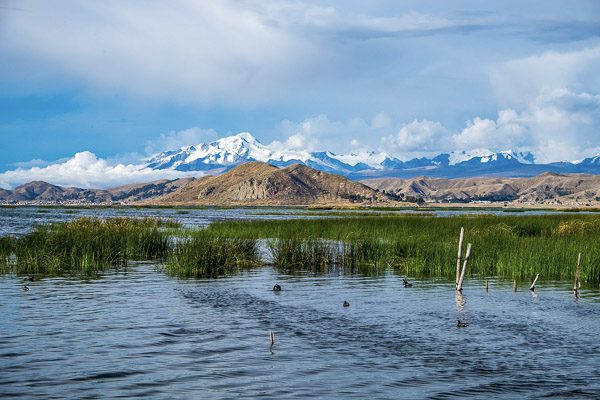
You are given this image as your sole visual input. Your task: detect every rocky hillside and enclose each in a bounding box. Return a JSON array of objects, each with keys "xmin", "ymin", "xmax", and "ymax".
[
  {"xmin": 154, "ymin": 162, "xmax": 395, "ymax": 205},
  {"xmin": 0, "ymin": 178, "xmax": 194, "ymax": 204},
  {"xmin": 363, "ymin": 173, "xmax": 600, "ymax": 206}
]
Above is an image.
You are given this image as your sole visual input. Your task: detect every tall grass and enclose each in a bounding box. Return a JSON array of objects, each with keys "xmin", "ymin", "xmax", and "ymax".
[
  {"xmin": 205, "ymin": 214, "xmax": 600, "ymax": 285},
  {"xmin": 164, "ymin": 232, "xmax": 260, "ymax": 278},
  {"xmin": 5, "ymin": 217, "xmax": 176, "ymax": 276}
]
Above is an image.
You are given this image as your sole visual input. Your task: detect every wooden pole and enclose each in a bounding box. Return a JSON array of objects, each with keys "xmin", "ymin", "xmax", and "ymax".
[
  {"xmin": 513, "ymin": 279, "xmax": 517, "ymax": 292},
  {"xmin": 529, "ymin": 274, "xmax": 540, "ymax": 291},
  {"xmin": 457, "ymin": 243, "xmax": 471, "ymax": 291},
  {"xmin": 574, "ymin": 253, "xmax": 582, "ymax": 293},
  {"xmin": 456, "ymin": 227, "xmax": 464, "ymax": 289},
  {"xmin": 485, "ymin": 278, "xmax": 489, "ymax": 292},
  {"xmin": 269, "ymin": 330, "xmax": 275, "ymax": 347}
]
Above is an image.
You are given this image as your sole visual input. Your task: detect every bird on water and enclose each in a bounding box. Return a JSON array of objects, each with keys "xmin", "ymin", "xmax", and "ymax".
[
  {"xmin": 21, "ymin": 285, "xmax": 29, "ymax": 291},
  {"xmin": 273, "ymin": 283, "xmax": 282, "ymax": 291},
  {"xmin": 403, "ymin": 278, "xmax": 413, "ymax": 288},
  {"xmin": 457, "ymin": 320, "xmax": 468, "ymax": 328},
  {"xmin": 343, "ymin": 301, "xmax": 350, "ymax": 307}
]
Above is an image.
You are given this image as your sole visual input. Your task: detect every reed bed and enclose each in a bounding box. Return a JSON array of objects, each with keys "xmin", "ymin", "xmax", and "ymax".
[
  {"xmin": 164, "ymin": 232, "xmax": 260, "ymax": 278},
  {"xmin": 4, "ymin": 217, "xmax": 176, "ymax": 276},
  {"xmin": 206, "ymin": 214, "xmax": 600, "ymax": 285}
]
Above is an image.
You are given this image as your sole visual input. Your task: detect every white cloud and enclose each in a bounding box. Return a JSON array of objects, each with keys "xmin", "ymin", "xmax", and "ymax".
[
  {"xmin": 451, "ymin": 110, "xmax": 530, "ymax": 151},
  {"xmin": 145, "ymin": 127, "xmax": 219, "ymax": 154},
  {"xmin": 490, "ymin": 46, "xmax": 600, "ymax": 109},
  {"xmin": 381, "ymin": 120, "xmax": 450, "ymax": 157},
  {"xmin": 0, "ymin": 151, "xmax": 199, "ymax": 190}
]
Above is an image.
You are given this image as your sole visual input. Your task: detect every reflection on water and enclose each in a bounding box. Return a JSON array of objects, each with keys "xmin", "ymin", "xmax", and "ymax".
[{"xmin": 1, "ymin": 265, "xmax": 599, "ymax": 399}]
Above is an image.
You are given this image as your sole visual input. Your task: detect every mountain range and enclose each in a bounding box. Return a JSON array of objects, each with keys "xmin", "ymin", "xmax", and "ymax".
[
  {"xmin": 2, "ymin": 163, "xmax": 600, "ymax": 207},
  {"xmin": 363, "ymin": 172, "xmax": 600, "ymax": 206},
  {"xmin": 144, "ymin": 132, "xmax": 600, "ymax": 179},
  {"xmin": 0, "ymin": 163, "xmax": 394, "ymax": 206}
]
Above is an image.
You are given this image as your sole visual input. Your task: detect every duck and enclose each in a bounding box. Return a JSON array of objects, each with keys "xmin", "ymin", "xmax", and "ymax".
[
  {"xmin": 457, "ymin": 319, "xmax": 468, "ymax": 328},
  {"xmin": 272, "ymin": 283, "xmax": 282, "ymax": 292},
  {"xmin": 343, "ymin": 301, "xmax": 350, "ymax": 307},
  {"xmin": 21, "ymin": 285, "xmax": 29, "ymax": 292},
  {"xmin": 403, "ymin": 278, "xmax": 413, "ymax": 288}
]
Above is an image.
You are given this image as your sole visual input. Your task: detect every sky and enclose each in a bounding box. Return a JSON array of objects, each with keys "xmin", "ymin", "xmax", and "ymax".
[{"xmin": 0, "ymin": 0, "xmax": 599, "ymax": 187}]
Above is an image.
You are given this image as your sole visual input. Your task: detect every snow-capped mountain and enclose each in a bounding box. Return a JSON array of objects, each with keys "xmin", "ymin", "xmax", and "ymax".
[
  {"xmin": 146, "ymin": 133, "xmax": 404, "ymax": 174},
  {"xmin": 144, "ymin": 133, "xmax": 598, "ymax": 179}
]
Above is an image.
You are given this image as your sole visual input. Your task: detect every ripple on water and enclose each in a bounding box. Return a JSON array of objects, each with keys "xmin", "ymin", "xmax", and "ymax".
[{"xmin": 1, "ymin": 264, "xmax": 600, "ymax": 399}]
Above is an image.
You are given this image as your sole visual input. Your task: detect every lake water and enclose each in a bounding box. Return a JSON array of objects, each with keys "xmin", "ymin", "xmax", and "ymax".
[{"xmin": 1, "ymin": 208, "xmax": 600, "ymax": 399}]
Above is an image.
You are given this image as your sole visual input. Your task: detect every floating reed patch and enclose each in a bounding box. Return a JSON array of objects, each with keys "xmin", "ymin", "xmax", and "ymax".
[
  {"xmin": 164, "ymin": 233, "xmax": 260, "ymax": 279},
  {"xmin": 4, "ymin": 217, "xmax": 176, "ymax": 276}
]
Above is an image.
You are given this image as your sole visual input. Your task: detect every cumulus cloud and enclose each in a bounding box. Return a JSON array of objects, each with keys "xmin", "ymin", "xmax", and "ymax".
[
  {"xmin": 145, "ymin": 127, "xmax": 219, "ymax": 154},
  {"xmin": 276, "ymin": 113, "xmax": 397, "ymax": 153},
  {"xmin": 0, "ymin": 152, "xmax": 199, "ymax": 190},
  {"xmin": 378, "ymin": 86, "xmax": 600, "ymax": 162},
  {"xmin": 382, "ymin": 120, "xmax": 450, "ymax": 156}
]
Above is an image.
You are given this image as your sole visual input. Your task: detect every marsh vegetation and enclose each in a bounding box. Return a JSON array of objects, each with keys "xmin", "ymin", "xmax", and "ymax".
[
  {"xmin": 1, "ymin": 217, "xmax": 176, "ymax": 276},
  {"xmin": 205, "ymin": 215, "xmax": 600, "ymax": 285},
  {"xmin": 1, "ymin": 213, "xmax": 600, "ymax": 284}
]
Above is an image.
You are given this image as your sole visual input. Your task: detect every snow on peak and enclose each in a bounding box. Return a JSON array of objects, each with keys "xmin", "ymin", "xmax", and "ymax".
[
  {"xmin": 447, "ymin": 149, "xmax": 535, "ymax": 165},
  {"xmin": 334, "ymin": 151, "xmax": 389, "ymax": 168},
  {"xmin": 448, "ymin": 149, "xmax": 494, "ymax": 165}
]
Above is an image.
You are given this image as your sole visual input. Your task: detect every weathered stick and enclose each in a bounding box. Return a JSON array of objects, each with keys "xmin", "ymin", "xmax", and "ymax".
[
  {"xmin": 457, "ymin": 243, "xmax": 471, "ymax": 291},
  {"xmin": 269, "ymin": 330, "xmax": 275, "ymax": 347},
  {"xmin": 574, "ymin": 253, "xmax": 582, "ymax": 292},
  {"xmin": 529, "ymin": 274, "xmax": 540, "ymax": 291},
  {"xmin": 513, "ymin": 279, "xmax": 517, "ymax": 292},
  {"xmin": 485, "ymin": 278, "xmax": 489, "ymax": 292},
  {"xmin": 456, "ymin": 227, "xmax": 464, "ymax": 289}
]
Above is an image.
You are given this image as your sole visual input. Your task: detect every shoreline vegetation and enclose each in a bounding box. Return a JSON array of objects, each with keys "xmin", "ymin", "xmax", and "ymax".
[{"xmin": 1, "ymin": 214, "xmax": 600, "ymax": 287}]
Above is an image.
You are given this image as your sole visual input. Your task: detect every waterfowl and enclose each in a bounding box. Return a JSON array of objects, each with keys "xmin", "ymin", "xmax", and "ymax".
[
  {"xmin": 343, "ymin": 301, "xmax": 350, "ymax": 307},
  {"xmin": 457, "ymin": 319, "xmax": 468, "ymax": 328},
  {"xmin": 21, "ymin": 285, "xmax": 29, "ymax": 292},
  {"xmin": 403, "ymin": 278, "xmax": 413, "ymax": 288},
  {"xmin": 272, "ymin": 283, "xmax": 282, "ymax": 291}
]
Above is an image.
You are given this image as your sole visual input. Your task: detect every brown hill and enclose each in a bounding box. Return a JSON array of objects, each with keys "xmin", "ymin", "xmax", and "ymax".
[
  {"xmin": 0, "ymin": 178, "xmax": 194, "ymax": 204},
  {"xmin": 362, "ymin": 172, "xmax": 600, "ymax": 205},
  {"xmin": 154, "ymin": 162, "xmax": 395, "ymax": 205}
]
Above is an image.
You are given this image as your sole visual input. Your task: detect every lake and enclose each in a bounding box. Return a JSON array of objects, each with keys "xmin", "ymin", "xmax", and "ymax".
[{"xmin": 1, "ymin": 208, "xmax": 599, "ymax": 399}]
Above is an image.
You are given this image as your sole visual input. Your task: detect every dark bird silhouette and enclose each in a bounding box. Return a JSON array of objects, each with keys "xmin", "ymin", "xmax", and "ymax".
[
  {"xmin": 343, "ymin": 301, "xmax": 350, "ymax": 307},
  {"xmin": 272, "ymin": 283, "xmax": 282, "ymax": 291},
  {"xmin": 403, "ymin": 278, "xmax": 413, "ymax": 288},
  {"xmin": 457, "ymin": 319, "xmax": 468, "ymax": 328},
  {"xmin": 21, "ymin": 285, "xmax": 29, "ymax": 291}
]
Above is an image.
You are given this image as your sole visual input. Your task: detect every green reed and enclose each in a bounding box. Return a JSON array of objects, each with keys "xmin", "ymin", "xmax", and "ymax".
[
  {"xmin": 5, "ymin": 217, "xmax": 176, "ymax": 276},
  {"xmin": 205, "ymin": 214, "xmax": 600, "ymax": 285},
  {"xmin": 164, "ymin": 232, "xmax": 260, "ymax": 278}
]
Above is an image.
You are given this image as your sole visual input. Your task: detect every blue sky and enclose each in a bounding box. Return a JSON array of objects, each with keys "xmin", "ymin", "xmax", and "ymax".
[{"xmin": 0, "ymin": 0, "xmax": 599, "ymax": 186}]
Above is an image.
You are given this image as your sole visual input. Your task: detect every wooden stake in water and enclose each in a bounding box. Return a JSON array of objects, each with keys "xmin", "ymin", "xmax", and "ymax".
[
  {"xmin": 457, "ymin": 243, "xmax": 471, "ymax": 292},
  {"xmin": 456, "ymin": 227, "xmax": 464, "ymax": 289},
  {"xmin": 485, "ymin": 278, "xmax": 489, "ymax": 292},
  {"xmin": 574, "ymin": 253, "xmax": 582, "ymax": 294},
  {"xmin": 529, "ymin": 274, "xmax": 540, "ymax": 292},
  {"xmin": 513, "ymin": 279, "xmax": 517, "ymax": 292},
  {"xmin": 269, "ymin": 330, "xmax": 275, "ymax": 348}
]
